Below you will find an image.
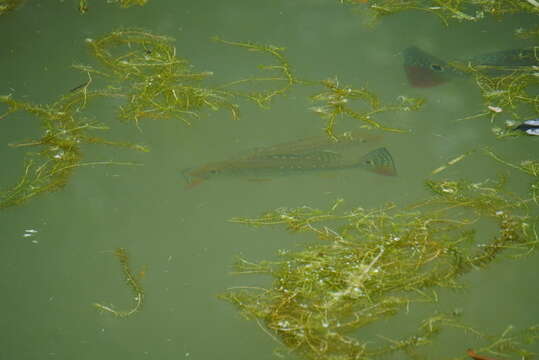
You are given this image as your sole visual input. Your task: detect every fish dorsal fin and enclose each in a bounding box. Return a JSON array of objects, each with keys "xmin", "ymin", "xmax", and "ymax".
[
  {"xmin": 258, "ymin": 149, "xmax": 340, "ymax": 159},
  {"xmin": 358, "ymin": 147, "xmax": 397, "ymax": 176},
  {"xmin": 236, "ymin": 131, "xmax": 378, "ymax": 160}
]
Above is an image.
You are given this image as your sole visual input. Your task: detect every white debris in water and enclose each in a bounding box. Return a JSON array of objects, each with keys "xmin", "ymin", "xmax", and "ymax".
[
  {"xmin": 487, "ymin": 105, "xmax": 502, "ymax": 113},
  {"xmin": 23, "ymin": 229, "xmax": 38, "ymax": 238},
  {"xmin": 504, "ymin": 120, "xmax": 517, "ymax": 128}
]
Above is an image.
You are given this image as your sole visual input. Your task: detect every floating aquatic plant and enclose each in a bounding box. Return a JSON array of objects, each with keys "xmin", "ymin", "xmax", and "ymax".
[
  {"xmin": 430, "ymin": 147, "xmax": 538, "ymax": 209},
  {"xmin": 211, "ymin": 36, "xmax": 299, "ymax": 109},
  {"xmin": 343, "ymin": 0, "xmax": 539, "ymax": 26},
  {"xmin": 0, "ymin": 0, "xmax": 23, "ymax": 15},
  {"xmin": 94, "ymin": 248, "xmax": 145, "ymax": 318},
  {"xmin": 442, "ymin": 47, "xmax": 539, "ymax": 138},
  {"xmin": 461, "ymin": 64, "xmax": 538, "ymax": 125},
  {"xmin": 0, "ymin": 89, "xmax": 146, "ymax": 209},
  {"xmin": 79, "ymin": 30, "xmax": 298, "ymax": 128},
  {"xmin": 78, "ymin": 0, "xmax": 148, "ymax": 14},
  {"xmin": 482, "ymin": 147, "xmax": 539, "ymax": 206},
  {"xmin": 310, "ymin": 77, "xmax": 424, "ymax": 137},
  {"xmin": 81, "ymin": 29, "xmax": 226, "ymax": 127},
  {"xmin": 222, "ymin": 177, "xmax": 537, "ymax": 360}
]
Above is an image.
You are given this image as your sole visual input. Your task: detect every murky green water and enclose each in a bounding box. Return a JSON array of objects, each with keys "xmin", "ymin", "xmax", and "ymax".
[{"xmin": 0, "ymin": 1, "xmax": 537, "ymax": 359}]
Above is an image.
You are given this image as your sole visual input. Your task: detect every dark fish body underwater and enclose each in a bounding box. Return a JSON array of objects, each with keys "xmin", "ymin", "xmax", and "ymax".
[
  {"xmin": 403, "ymin": 46, "xmax": 537, "ymax": 88},
  {"xmin": 183, "ymin": 131, "xmax": 396, "ymax": 187}
]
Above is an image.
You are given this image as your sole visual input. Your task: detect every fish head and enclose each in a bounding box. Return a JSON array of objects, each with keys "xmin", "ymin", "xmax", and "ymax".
[
  {"xmin": 182, "ymin": 163, "xmax": 224, "ymax": 188},
  {"xmin": 402, "ymin": 46, "xmax": 457, "ymax": 88},
  {"xmin": 358, "ymin": 147, "xmax": 397, "ymax": 176}
]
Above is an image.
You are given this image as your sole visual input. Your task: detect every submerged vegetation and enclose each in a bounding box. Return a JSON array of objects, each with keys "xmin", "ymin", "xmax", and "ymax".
[
  {"xmin": 81, "ymin": 29, "xmax": 228, "ymax": 127},
  {"xmin": 0, "ymin": 91, "xmax": 146, "ymax": 209},
  {"xmin": 445, "ymin": 51, "xmax": 538, "ymax": 139},
  {"xmin": 94, "ymin": 248, "xmax": 145, "ymax": 318},
  {"xmin": 342, "ymin": 0, "xmax": 539, "ymax": 25},
  {"xmin": 78, "ymin": 30, "xmax": 298, "ymax": 127},
  {"xmin": 431, "ymin": 148, "xmax": 538, "ymax": 215},
  {"xmin": 222, "ymin": 173, "xmax": 538, "ymax": 360},
  {"xmin": 454, "ymin": 52, "xmax": 539, "ymax": 130},
  {"xmin": 211, "ymin": 36, "xmax": 299, "ymax": 109},
  {"xmin": 482, "ymin": 148, "xmax": 539, "ymax": 205},
  {"xmin": 78, "ymin": 0, "xmax": 148, "ymax": 14},
  {"xmin": 310, "ymin": 78, "xmax": 424, "ymax": 137},
  {"xmin": 0, "ymin": 29, "xmax": 304, "ymax": 208},
  {"xmin": 0, "ymin": 0, "xmax": 23, "ymax": 15}
]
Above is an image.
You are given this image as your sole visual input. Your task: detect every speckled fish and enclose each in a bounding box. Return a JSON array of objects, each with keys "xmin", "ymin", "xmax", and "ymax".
[
  {"xmin": 402, "ymin": 46, "xmax": 537, "ymax": 88},
  {"xmin": 183, "ymin": 131, "xmax": 396, "ymax": 188}
]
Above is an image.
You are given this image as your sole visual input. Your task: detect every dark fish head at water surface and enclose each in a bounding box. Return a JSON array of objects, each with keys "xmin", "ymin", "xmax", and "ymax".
[{"xmin": 402, "ymin": 46, "xmax": 461, "ymax": 88}]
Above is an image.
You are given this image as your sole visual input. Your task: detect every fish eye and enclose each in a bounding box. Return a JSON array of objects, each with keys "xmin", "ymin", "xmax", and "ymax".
[{"xmin": 430, "ymin": 64, "xmax": 444, "ymax": 72}]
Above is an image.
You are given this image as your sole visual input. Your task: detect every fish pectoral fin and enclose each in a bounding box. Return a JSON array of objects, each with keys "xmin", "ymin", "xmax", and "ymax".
[{"xmin": 358, "ymin": 147, "xmax": 397, "ymax": 176}]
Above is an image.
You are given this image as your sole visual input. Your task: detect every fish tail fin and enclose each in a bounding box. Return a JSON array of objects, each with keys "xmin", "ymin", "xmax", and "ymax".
[{"xmin": 358, "ymin": 147, "xmax": 397, "ymax": 176}]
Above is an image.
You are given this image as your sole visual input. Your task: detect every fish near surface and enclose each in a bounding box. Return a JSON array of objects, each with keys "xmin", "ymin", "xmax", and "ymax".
[
  {"xmin": 402, "ymin": 46, "xmax": 537, "ymax": 88},
  {"xmin": 183, "ymin": 131, "xmax": 396, "ymax": 188},
  {"xmin": 402, "ymin": 46, "xmax": 464, "ymax": 87}
]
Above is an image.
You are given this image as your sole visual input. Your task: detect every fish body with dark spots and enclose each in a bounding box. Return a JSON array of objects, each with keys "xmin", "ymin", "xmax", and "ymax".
[
  {"xmin": 183, "ymin": 131, "xmax": 396, "ymax": 188},
  {"xmin": 402, "ymin": 46, "xmax": 538, "ymax": 88}
]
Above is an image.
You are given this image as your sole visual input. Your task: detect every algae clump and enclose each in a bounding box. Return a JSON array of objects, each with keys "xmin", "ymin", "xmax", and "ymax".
[
  {"xmin": 78, "ymin": 0, "xmax": 148, "ymax": 14},
  {"xmin": 0, "ymin": 90, "xmax": 146, "ymax": 209},
  {"xmin": 222, "ymin": 175, "xmax": 538, "ymax": 360},
  {"xmin": 0, "ymin": 0, "xmax": 23, "ymax": 15},
  {"xmin": 452, "ymin": 49, "xmax": 539, "ymax": 131},
  {"xmin": 343, "ymin": 0, "xmax": 539, "ymax": 25},
  {"xmin": 310, "ymin": 78, "xmax": 424, "ymax": 137},
  {"xmin": 78, "ymin": 30, "xmax": 298, "ymax": 128}
]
